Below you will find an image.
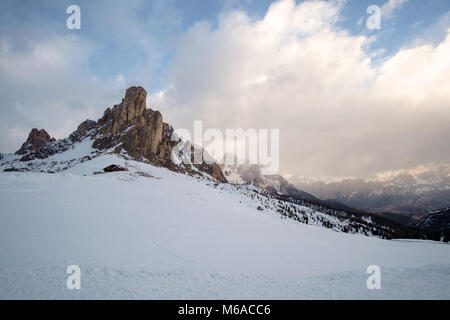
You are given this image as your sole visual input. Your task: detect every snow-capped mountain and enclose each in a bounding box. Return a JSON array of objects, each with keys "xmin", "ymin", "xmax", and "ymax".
[
  {"xmin": 1, "ymin": 87, "xmax": 449, "ymax": 299},
  {"xmin": 293, "ymin": 164, "xmax": 450, "ymax": 215},
  {"xmin": 2, "ymin": 87, "xmax": 225, "ymax": 182},
  {"xmin": 223, "ymin": 164, "xmax": 318, "ymax": 201}
]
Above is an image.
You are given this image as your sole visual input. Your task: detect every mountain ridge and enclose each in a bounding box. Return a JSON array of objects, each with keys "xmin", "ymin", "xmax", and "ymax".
[
  {"xmin": 6, "ymin": 86, "xmax": 226, "ymax": 182},
  {"xmin": 293, "ymin": 164, "xmax": 450, "ymax": 215}
]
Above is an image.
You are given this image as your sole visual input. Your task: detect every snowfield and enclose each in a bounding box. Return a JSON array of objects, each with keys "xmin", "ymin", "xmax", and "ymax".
[{"xmin": 1, "ymin": 155, "xmax": 450, "ymax": 299}]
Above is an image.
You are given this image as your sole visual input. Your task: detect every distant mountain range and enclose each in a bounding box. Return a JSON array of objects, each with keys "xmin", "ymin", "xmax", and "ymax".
[
  {"xmin": 223, "ymin": 163, "xmax": 450, "ymax": 241},
  {"xmin": 291, "ymin": 164, "xmax": 450, "ymax": 215}
]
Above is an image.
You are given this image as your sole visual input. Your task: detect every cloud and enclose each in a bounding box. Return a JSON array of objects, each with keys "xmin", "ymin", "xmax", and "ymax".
[
  {"xmin": 151, "ymin": 0, "xmax": 450, "ymax": 180},
  {"xmin": 410, "ymin": 11, "xmax": 450, "ymax": 47},
  {"xmin": 381, "ymin": 0, "xmax": 408, "ymax": 20},
  {"xmin": 0, "ymin": 0, "xmax": 182, "ymax": 153},
  {"xmin": 1, "ymin": 0, "xmax": 448, "ymax": 181},
  {"xmin": 0, "ymin": 34, "xmax": 121, "ymax": 153}
]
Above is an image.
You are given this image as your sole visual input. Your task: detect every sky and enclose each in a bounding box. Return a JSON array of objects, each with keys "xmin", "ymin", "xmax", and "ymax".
[{"xmin": 0, "ymin": 0, "xmax": 449, "ymax": 181}]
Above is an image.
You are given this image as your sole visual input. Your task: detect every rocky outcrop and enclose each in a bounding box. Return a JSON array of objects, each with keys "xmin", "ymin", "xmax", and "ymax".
[
  {"xmin": 70, "ymin": 120, "xmax": 98, "ymax": 142},
  {"xmin": 94, "ymin": 87, "xmax": 167, "ymax": 161},
  {"xmin": 103, "ymin": 165, "xmax": 128, "ymax": 173},
  {"xmin": 92, "ymin": 86, "xmax": 226, "ymax": 182},
  {"xmin": 17, "ymin": 122, "xmax": 97, "ymax": 162},
  {"xmin": 16, "ymin": 128, "xmax": 55, "ymax": 155},
  {"xmin": 14, "ymin": 86, "xmax": 227, "ymax": 183}
]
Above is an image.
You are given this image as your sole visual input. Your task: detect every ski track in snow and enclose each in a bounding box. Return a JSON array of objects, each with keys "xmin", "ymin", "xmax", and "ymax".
[{"xmin": 1, "ymin": 154, "xmax": 450, "ymax": 299}]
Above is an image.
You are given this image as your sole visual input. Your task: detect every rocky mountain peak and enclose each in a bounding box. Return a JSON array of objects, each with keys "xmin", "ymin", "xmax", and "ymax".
[
  {"xmin": 97, "ymin": 86, "xmax": 149, "ymax": 136},
  {"xmin": 16, "ymin": 128, "xmax": 55, "ymax": 155},
  {"xmin": 93, "ymin": 87, "xmax": 226, "ymax": 182},
  {"xmin": 94, "ymin": 87, "xmax": 169, "ymax": 164},
  {"xmin": 10, "ymin": 86, "xmax": 227, "ymax": 183},
  {"xmin": 123, "ymin": 86, "xmax": 147, "ymax": 118}
]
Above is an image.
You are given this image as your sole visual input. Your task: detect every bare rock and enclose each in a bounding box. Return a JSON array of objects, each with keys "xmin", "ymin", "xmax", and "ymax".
[
  {"xmin": 195, "ymin": 162, "xmax": 227, "ymax": 183},
  {"xmin": 94, "ymin": 86, "xmax": 171, "ymax": 166},
  {"xmin": 103, "ymin": 165, "xmax": 128, "ymax": 173},
  {"xmin": 70, "ymin": 120, "xmax": 98, "ymax": 142},
  {"xmin": 98, "ymin": 86, "xmax": 149, "ymax": 135},
  {"xmin": 16, "ymin": 129, "xmax": 55, "ymax": 155},
  {"xmin": 4, "ymin": 167, "xmax": 30, "ymax": 172},
  {"xmin": 92, "ymin": 86, "xmax": 226, "ymax": 182},
  {"xmin": 123, "ymin": 86, "xmax": 147, "ymax": 122}
]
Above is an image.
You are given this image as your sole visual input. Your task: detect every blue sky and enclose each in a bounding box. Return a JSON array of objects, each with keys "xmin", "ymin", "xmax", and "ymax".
[{"xmin": 1, "ymin": 0, "xmax": 450, "ymax": 179}]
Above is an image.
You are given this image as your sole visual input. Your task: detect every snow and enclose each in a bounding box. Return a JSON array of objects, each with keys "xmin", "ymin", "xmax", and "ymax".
[
  {"xmin": 0, "ymin": 137, "xmax": 97, "ymax": 173},
  {"xmin": 1, "ymin": 154, "xmax": 450, "ymax": 299},
  {"xmin": 223, "ymin": 169, "xmax": 245, "ymax": 185},
  {"xmin": 47, "ymin": 137, "xmax": 96, "ymax": 162}
]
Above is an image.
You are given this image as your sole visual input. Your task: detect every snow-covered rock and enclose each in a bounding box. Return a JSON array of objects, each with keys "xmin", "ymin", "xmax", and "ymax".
[{"xmin": 6, "ymin": 87, "xmax": 226, "ymax": 183}]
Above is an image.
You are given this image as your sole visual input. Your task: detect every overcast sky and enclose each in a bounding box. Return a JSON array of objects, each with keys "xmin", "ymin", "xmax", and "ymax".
[{"xmin": 1, "ymin": 0, "xmax": 449, "ymax": 181}]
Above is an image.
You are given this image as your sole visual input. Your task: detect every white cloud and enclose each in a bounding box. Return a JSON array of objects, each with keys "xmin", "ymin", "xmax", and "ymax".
[
  {"xmin": 152, "ymin": 0, "xmax": 450, "ymax": 179},
  {"xmin": 1, "ymin": 0, "xmax": 448, "ymax": 180},
  {"xmin": 381, "ymin": 0, "xmax": 408, "ymax": 20},
  {"xmin": 0, "ymin": 35, "xmax": 120, "ymax": 152},
  {"xmin": 0, "ymin": 0, "xmax": 182, "ymax": 153}
]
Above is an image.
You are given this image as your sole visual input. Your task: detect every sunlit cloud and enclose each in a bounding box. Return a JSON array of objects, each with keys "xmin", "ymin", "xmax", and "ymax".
[{"xmin": 152, "ymin": 0, "xmax": 450, "ymax": 180}]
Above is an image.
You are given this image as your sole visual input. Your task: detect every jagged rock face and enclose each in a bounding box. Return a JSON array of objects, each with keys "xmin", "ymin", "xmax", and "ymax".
[
  {"xmin": 70, "ymin": 120, "xmax": 98, "ymax": 142},
  {"xmin": 93, "ymin": 86, "xmax": 226, "ymax": 182},
  {"xmin": 16, "ymin": 129, "xmax": 55, "ymax": 155},
  {"xmin": 17, "ymin": 120, "xmax": 99, "ymax": 162},
  {"xmin": 94, "ymin": 87, "xmax": 171, "ymax": 163},
  {"xmin": 98, "ymin": 87, "xmax": 148, "ymax": 136}
]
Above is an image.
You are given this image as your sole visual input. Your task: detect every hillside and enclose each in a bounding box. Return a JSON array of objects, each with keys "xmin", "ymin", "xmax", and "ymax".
[
  {"xmin": 1, "ymin": 154, "xmax": 450, "ymax": 299},
  {"xmin": 411, "ymin": 208, "xmax": 450, "ymax": 242}
]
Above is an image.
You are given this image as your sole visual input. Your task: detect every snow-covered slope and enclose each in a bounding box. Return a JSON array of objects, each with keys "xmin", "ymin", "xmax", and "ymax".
[
  {"xmin": 1, "ymin": 152, "xmax": 450, "ymax": 299},
  {"xmin": 1, "ymin": 135, "xmax": 416, "ymax": 239}
]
